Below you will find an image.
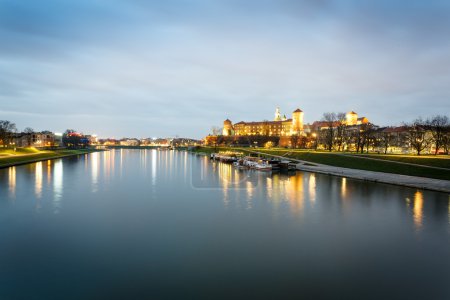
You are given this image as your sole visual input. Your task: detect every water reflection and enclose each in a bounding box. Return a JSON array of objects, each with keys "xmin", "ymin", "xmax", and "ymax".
[
  {"xmin": 53, "ymin": 160, "xmax": 63, "ymax": 213},
  {"xmin": 8, "ymin": 166, "xmax": 16, "ymax": 198},
  {"xmin": 413, "ymin": 191, "xmax": 424, "ymax": 230},
  {"xmin": 35, "ymin": 161, "xmax": 43, "ymax": 199},
  {"xmin": 308, "ymin": 173, "xmax": 316, "ymax": 204},
  {"xmin": 102, "ymin": 150, "xmax": 114, "ymax": 182},
  {"xmin": 285, "ymin": 173, "xmax": 304, "ymax": 216},
  {"xmin": 151, "ymin": 150, "xmax": 157, "ymax": 186},
  {"xmin": 91, "ymin": 152, "xmax": 99, "ymax": 192},
  {"xmin": 341, "ymin": 177, "xmax": 347, "ymax": 198}
]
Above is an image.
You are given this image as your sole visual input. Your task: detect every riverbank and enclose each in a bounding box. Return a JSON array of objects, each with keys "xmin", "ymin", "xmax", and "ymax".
[
  {"xmin": 190, "ymin": 146, "xmax": 450, "ymax": 192},
  {"xmin": 0, "ymin": 148, "xmax": 104, "ymax": 169}
]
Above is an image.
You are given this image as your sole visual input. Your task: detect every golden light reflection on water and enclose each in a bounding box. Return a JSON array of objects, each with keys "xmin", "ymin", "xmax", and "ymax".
[
  {"xmin": 413, "ymin": 191, "xmax": 424, "ymax": 230},
  {"xmin": 341, "ymin": 178, "xmax": 347, "ymax": 198},
  {"xmin": 266, "ymin": 177, "xmax": 273, "ymax": 199},
  {"xmin": 47, "ymin": 160, "xmax": 52, "ymax": 186},
  {"xmin": 102, "ymin": 150, "xmax": 112, "ymax": 181},
  {"xmin": 285, "ymin": 173, "xmax": 304, "ymax": 215},
  {"xmin": 8, "ymin": 167, "xmax": 16, "ymax": 198},
  {"xmin": 308, "ymin": 173, "xmax": 316, "ymax": 204},
  {"xmin": 35, "ymin": 161, "xmax": 43, "ymax": 198},
  {"xmin": 245, "ymin": 181, "xmax": 253, "ymax": 199}
]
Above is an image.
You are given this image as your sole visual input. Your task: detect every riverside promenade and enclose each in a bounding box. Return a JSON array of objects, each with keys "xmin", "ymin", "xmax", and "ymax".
[{"xmin": 247, "ymin": 150, "xmax": 450, "ymax": 193}]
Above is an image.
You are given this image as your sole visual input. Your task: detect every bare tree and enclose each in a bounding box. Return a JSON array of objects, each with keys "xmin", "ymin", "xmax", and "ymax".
[
  {"xmin": 379, "ymin": 129, "xmax": 395, "ymax": 154},
  {"xmin": 363, "ymin": 125, "xmax": 376, "ymax": 153},
  {"xmin": 426, "ymin": 115, "xmax": 449, "ymax": 155},
  {"xmin": 211, "ymin": 126, "xmax": 221, "ymax": 136},
  {"xmin": 405, "ymin": 118, "xmax": 431, "ymax": 155},
  {"xmin": 24, "ymin": 127, "xmax": 34, "ymax": 147},
  {"xmin": 334, "ymin": 112, "xmax": 347, "ymax": 151},
  {"xmin": 442, "ymin": 127, "xmax": 450, "ymax": 154},
  {"xmin": 355, "ymin": 123, "xmax": 375, "ymax": 153},
  {"xmin": 322, "ymin": 112, "xmax": 337, "ymax": 151},
  {"xmin": 0, "ymin": 120, "xmax": 17, "ymax": 147}
]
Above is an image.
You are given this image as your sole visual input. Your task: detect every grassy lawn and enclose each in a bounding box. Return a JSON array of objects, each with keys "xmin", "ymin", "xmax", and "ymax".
[
  {"xmin": 0, "ymin": 148, "xmax": 100, "ymax": 167},
  {"xmin": 191, "ymin": 146, "xmax": 450, "ymax": 181},
  {"xmin": 346, "ymin": 153, "xmax": 450, "ymax": 169}
]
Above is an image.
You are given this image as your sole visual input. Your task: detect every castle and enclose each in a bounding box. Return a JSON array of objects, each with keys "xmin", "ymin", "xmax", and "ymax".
[
  {"xmin": 222, "ymin": 108, "xmax": 369, "ymax": 137},
  {"xmin": 223, "ymin": 107, "xmax": 305, "ymax": 137}
]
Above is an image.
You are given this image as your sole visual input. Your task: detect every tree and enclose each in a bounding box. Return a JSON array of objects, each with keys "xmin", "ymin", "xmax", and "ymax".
[
  {"xmin": 290, "ymin": 134, "xmax": 300, "ymax": 149},
  {"xmin": 264, "ymin": 141, "xmax": 274, "ymax": 149},
  {"xmin": 0, "ymin": 120, "xmax": 17, "ymax": 147},
  {"xmin": 378, "ymin": 129, "xmax": 395, "ymax": 154},
  {"xmin": 355, "ymin": 123, "xmax": 375, "ymax": 153},
  {"xmin": 322, "ymin": 112, "xmax": 337, "ymax": 151},
  {"xmin": 334, "ymin": 112, "xmax": 347, "ymax": 151},
  {"xmin": 405, "ymin": 118, "xmax": 431, "ymax": 155},
  {"xmin": 442, "ymin": 127, "xmax": 450, "ymax": 154},
  {"xmin": 363, "ymin": 124, "xmax": 376, "ymax": 153},
  {"xmin": 426, "ymin": 115, "xmax": 449, "ymax": 155},
  {"xmin": 24, "ymin": 127, "xmax": 34, "ymax": 147},
  {"xmin": 62, "ymin": 129, "xmax": 89, "ymax": 149},
  {"xmin": 211, "ymin": 126, "xmax": 221, "ymax": 136}
]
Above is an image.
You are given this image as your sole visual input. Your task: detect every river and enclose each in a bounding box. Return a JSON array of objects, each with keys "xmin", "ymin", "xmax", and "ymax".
[{"xmin": 0, "ymin": 149, "xmax": 449, "ymax": 299}]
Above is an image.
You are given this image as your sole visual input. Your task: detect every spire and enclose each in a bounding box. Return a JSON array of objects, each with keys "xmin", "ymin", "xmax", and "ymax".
[{"xmin": 274, "ymin": 107, "xmax": 281, "ymax": 121}]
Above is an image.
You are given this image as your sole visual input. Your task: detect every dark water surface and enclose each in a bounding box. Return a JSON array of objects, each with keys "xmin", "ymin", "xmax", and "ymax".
[{"xmin": 0, "ymin": 150, "xmax": 449, "ymax": 299}]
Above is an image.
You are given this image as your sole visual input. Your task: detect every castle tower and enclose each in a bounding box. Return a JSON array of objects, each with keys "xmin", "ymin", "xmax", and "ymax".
[
  {"xmin": 274, "ymin": 107, "xmax": 281, "ymax": 121},
  {"xmin": 291, "ymin": 108, "xmax": 304, "ymax": 135},
  {"xmin": 346, "ymin": 111, "xmax": 358, "ymax": 126},
  {"xmin": 222, "ymin": 119, "xmax": 233, "ymax": 136}
]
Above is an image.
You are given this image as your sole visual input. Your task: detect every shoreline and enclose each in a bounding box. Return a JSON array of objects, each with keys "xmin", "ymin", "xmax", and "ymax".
[
  {"xmin": 295, "ymin": 162, "xmax": 450, "ymax": 194},
  {"xmin": 249, "ymin": 150, "xmax": 450, "ymax": 193},
  {"xmin": 0, "ymin": 149, "xmax": 105, "ymax": 169},
  {"xmin": 191, "ymin": 148, "xmax": 450, "ymax": 193}
]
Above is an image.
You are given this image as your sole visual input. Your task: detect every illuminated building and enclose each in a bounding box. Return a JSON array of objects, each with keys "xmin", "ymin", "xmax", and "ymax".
[{"xmin": 223, "ymin": 108, "xmax": 305, "ymax": 137}]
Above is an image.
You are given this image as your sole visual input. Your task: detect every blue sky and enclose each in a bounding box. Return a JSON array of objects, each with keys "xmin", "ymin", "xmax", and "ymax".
[{"xmin": 1, "ymin": 0, "xmax": 449, "ymax": 138}]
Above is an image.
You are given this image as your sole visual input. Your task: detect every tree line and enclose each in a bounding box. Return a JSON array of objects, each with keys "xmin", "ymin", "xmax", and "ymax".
[{"xmin": 318, "ymin": 113, "xmax": 449, "ymax": 155}]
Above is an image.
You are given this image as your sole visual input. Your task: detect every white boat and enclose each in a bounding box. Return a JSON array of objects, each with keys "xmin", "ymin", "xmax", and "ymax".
[
  {"xmin": 254, "ymin": 162, "xmax": 272, "ymax": 171},
  {"xmin": 233, "ymin": 159, "xmax": 248, "ymax": 169}
]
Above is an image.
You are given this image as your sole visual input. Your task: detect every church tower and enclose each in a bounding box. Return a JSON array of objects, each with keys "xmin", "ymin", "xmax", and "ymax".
[
  {"xmin": 291, "ymin": 108, "xmax": 304, "ymax": 135},
  {"xmin": 274, "ymin": 107, "xmax": 282, "ymax": 121}
]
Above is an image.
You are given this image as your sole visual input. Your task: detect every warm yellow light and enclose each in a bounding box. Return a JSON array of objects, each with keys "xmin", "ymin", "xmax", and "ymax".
[{"xmin": 413, "ymin": 191, "xmax": 424, "ymax": 230}]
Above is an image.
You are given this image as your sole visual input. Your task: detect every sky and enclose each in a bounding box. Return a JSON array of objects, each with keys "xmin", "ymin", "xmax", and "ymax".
[{"xmin": 1, "ymin": 0, "xmax": 450, "ymax": 139}]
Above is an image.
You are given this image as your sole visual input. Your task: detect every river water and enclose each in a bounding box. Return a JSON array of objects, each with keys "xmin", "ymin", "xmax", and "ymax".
[{"xmin": 0, "ymin": 149, "xmax": 449, "ymax": 299}]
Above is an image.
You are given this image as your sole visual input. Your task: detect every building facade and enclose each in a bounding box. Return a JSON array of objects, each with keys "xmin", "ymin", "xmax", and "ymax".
[
  {"xmin": 14, "ymin": 131, "xmax": 57, "ymax": 148},
  {"xmin": 222, "ymin": 108, "xmax": 305, "ymax": 137}
]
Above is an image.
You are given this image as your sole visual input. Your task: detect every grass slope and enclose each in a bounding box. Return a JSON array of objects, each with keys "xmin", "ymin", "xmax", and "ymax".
[
  {"xmin": 347, "ymin": 153, "xmax": 450, "ymax": 169},
  {"xmin": 0, "ymin": 148, "xmax": 100, "ymax": 167}
]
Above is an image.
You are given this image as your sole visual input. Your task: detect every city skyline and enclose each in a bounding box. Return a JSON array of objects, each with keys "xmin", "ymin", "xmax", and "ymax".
[{"xmin": 1, "ymin": 0, "xmax": 450, "ymax": 138}]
